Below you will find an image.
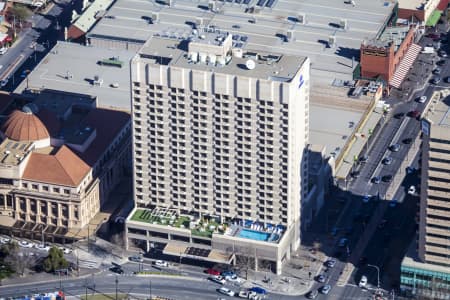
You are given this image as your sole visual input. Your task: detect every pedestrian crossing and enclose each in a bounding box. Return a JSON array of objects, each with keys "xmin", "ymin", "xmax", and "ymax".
[{"xmin": 389, "ymin": 43, "xmax": 422, "ymax": 89}]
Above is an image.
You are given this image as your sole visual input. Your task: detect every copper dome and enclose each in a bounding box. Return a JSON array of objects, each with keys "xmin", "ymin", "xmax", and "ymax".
[{"xmin": 2, "ymin": 109, "xmax": 50, "ymax": 141}]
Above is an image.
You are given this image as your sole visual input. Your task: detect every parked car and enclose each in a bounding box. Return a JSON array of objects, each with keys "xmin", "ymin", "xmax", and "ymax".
[
  {"xmin": 436, "ymin": 59, "xmax": 446, "ymax": 66},
  {"xmin": 221, "ymin": 270, "xmax": 235, "ymax": 277},
  {"xmin": 427, "ymin": 33, "xmax": 440, "ymax": 39},
  {"xmin": 394, "ymin": 112, "xmax": 405, "ymax": 119},
  {"xmin": 389, "ymin": 199, "xmax": 398, "ymax": 208},
  {"xmin": 358, "ymin": 155, "xmax": 368, "ymax": 164},
  {"xmin": 389, "ymin": 144, "xmax": 401, "ymax": 152},
  {"xmin": 205, "ymin": 268, "xmax": 221, "ymax": 276},
  {"xmin": 129, "ymin": 255, "xmax": 144, "ymax": 263},
  {"xmin": 338, "ymin": 238, "xmax": 348, "ymax": 247},
  {"xmin": 217, "ymin": 287, "xmax": 235, "ymax": 296},
  {"xmin": 431, "ymin": 76, "xmax": 441, "ymax": 84},
  {"xmin": 445, "ymin": 76, "xmax": 450, "ymax": 83},
  {"xmin": 0, "ymin": 237, "xmax": 10, "ymax": 244},
  {"xmin": 320, "ymin": 285, "xmax": 331, "ymax": 294},
  {"xmin": 58, "ymin": 247, "xmax": 72, "ymax": 254},
  {"xmin": 238, "ymin": 290, "xmax": 258, "ymax": 299},
  {"xmin": 209, "ymin": 275, "xmax": 226, "ymax": 285},
  {"xmin": 438, "ymin": 50, "xmax": 447, "ymax": 57},
  {"xmin": 362, "ymin": 194, "xmax": 371, "ymax": 203},
  {"xmin": 109, "ymin": 266, "xmax": 124, "ymax": 274},
  {"xmin": 305, "ymin": 290, "xmax": 319, "ymax": 299},
  {"xmin": 35, "ymin": 243, "xmax": 50, "ymax": 251},
  {"xmin": 409, "ymin": 110, "xmax": 421, "ymax": 118},
  {"xmin": 350, "ymin": 171, "xmax": 360, "ymax": 178},
  {"xmin": 382, "ymin": 174, "xmax": 393, "ymax": 183},
  {"xmin": 0, "ymin": 78, "xmax": 9, "ymax": 87},
  {"xmin": 403, "ymin": 137, "xmax": 413, "ymax": 144},
  {"xmin": 408, "ymin": 185, "xmax": 416, "ymax": 195},
  {"xmin": 0, "ymin": 47, "xmax": 7, "ymax": 55},
  {"xmin": 371, "ymin": 176, "xmax": 381, "ymax": 184},
  {"xmin": 359, "ymin": 275, "xmax": 368, "ymax": 287},
  {"xmin": 154, "ymin": 260, "xmax": 168, "ymax": 267},
  {"xmin": 325, "ymin": 259, "xmax": 336, "ymax": 268},
  {"xmin": 249, "ymin": 287, "xmax": 267, "ymax": 295},
  {"xmin": 382, "ymin": 157, "xmax": 393, "ymax": 165},
  {"xmin": 417, "ymin": 95, "xmax": 427, "ymax": 103},
  {"xmin": 19, "ymin": 241, "xmax": 34, "ymax": 248},
  {"xmin": 315, "ymin": 274, "xmax": 326, "ymax": 283},
  {"xmin": 432, "ymin": 68, "xmax": 441, "ymax": 75}
]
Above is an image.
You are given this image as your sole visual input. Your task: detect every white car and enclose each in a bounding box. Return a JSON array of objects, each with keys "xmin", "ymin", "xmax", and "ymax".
[
  {"xmin": 209, "ymin": 275, "xmax": 226, "ymax": 285},
  {"xmin": 0, "ymin": 47, "xmax": 7, "ymax": 55},
  {"xmin": 58, "ymin": 246, "xmax": 72, "ymax": 254},
  {"xmin": 35, "ymin": 243, "xmax": 51, "ymax": 251},
  {"xmin": 0, "ymin": 237, "xmax": 10, "ymax": 244},
  {"xmin": 418, "ymin": 96, "xmax": 427, "ymax": 103},
  {"xmin": 408, "ymin": 185, "xmax": 416, "ymax": 195},
  {"xmin": 0, "ymin": 78, "xmax": 9, "ymax": 87},
  {"xmin": 359, "ymin": 275, "xmax": 368, "ymax": 287},
  {"xmin": 217, "ymin": 287, "xmax": 235, "ymax": 296},
  {"xmin": 154, "ymin": 260, "xmax": 168, "ymax": 267},
  {"xmin": 226, "ymin": 274, "xmax": 243, "ymax": 283},
  {"xmin": 19, "ymin": 241, "xmax": 34, "ymax": 248}
]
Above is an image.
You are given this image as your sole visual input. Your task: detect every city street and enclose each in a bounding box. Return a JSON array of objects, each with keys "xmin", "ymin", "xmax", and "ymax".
[{"xmin": 0, "ymin": 0, "xmax": 75, "ymax": 91}]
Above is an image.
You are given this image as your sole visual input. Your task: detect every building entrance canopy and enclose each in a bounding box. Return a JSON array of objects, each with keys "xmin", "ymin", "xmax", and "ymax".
[{"xmin": 163, "ymin": 243, "xmax": 234, "ymax": 264}]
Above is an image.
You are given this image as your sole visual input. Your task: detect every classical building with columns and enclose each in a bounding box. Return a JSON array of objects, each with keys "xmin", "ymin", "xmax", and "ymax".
[{"xmin": 0, "ymin": 91, "xmax": 130, "ymax": 242}]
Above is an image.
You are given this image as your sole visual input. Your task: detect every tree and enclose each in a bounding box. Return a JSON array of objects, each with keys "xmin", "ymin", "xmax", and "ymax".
[
  {"xmin": 234, "ymin": 246, "xmax": 256, "ymax": 280},
  {"xmin": 9, "ymin": 4, "xmax": 31, "ymax": 26},
  {"xmin": 43, "ymin": 247, "xmax": 68, "ymax": 273},
  {"xmin": 3, "ymin": 241, "xmax": 35, "ymax": 277}
]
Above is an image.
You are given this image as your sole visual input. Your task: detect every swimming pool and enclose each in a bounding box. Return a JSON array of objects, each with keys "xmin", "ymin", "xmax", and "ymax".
[{"xmin": 238, "ymin": 229, "xmax": 270, "ymax": 241}]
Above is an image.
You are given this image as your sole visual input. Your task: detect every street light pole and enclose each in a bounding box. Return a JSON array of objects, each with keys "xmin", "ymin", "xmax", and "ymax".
[
  {"xmin": 149, "ymin": 278, "xmax": 152, "ymax": 300},
  {"xmin": 367, "ymin": 264, "xmax": 380, "ymax": 291},
  {"xmin": 115, "ymin": 275, "xmax": 118, "ymax": 300}
]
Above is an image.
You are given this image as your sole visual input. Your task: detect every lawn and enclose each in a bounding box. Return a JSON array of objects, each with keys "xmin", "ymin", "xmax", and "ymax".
[{"xmin": 131, "ymin": 209, "xmax": 224, "ymax": 238}]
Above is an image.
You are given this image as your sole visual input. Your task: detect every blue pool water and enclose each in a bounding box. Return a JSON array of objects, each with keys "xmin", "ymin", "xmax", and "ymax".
[{"xmin": 239, "ymin": 229, "xmax": 270, "ymax": 241}]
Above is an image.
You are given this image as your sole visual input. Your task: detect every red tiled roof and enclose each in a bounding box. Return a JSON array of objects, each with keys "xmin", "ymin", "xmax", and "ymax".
[
  {"xmin": 75, "ymin": 108, "xmax": 130, "ymax": 167},
  {"xmin": 2, "ymin": 110, "xmax": 49, "ymax": 141},
  {"xmin": 23, "ymin": 145, "xmax": 90, "ymax": 187}
]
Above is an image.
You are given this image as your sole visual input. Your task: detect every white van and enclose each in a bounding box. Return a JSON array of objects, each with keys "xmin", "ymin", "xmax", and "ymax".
[
  {"xmin": 421, "ymin": 46, "xmax": 434, "ymax": 54},
  {"xmin": 359, "ymin": 275, "xmax": 368, "ymax": 287}
]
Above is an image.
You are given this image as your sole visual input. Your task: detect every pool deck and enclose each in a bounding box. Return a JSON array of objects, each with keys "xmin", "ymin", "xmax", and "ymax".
[{"xmin": 226, "ymin": 224, "xmax": 283, "ymax": 243}]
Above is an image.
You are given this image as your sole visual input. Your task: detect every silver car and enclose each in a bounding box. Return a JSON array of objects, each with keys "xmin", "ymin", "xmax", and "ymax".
[{"xmin": 320, "ymin": 285, "xmax": 332, "ymax": 294}]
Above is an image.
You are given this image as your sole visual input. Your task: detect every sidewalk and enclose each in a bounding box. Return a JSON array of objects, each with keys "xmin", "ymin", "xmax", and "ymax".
[{"xmin": 240, "ymin": 245, "xmax": 325, "ymax": 295}]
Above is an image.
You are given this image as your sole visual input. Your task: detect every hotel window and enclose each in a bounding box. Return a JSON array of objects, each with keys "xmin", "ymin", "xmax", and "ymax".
[
  {"xmin": 32, "ymin": 184, "xmax": 38, "ymax": 190},
  {"xmin": 64, "ymin": 189, "xmax": 70, "ymax": 195},
  {"xmin": 22, "ymin": 183, "xmax": 28, "ymax": 188},
  {"xmin": 53, "ymin": 187, "xmax": 60, "ymax": 193}
]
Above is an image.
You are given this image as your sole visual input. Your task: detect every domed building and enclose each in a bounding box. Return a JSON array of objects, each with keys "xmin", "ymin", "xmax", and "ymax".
[
  {"xmin": 0, "ymin": 96, "xmax": 131, "ymax": 244},
  {"xmin": 1, "ymin": 105, "xmax": 52, "ymax": 148}
]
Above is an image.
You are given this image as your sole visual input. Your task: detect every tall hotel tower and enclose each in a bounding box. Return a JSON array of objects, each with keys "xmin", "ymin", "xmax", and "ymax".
[{"xmin": 126, "ymin": 28, "xmax": 309, "ymax": 274}]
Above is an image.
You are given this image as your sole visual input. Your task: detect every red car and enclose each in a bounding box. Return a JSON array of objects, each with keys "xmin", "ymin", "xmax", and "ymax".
[
  {"xmin": 427, "ymin": 33, "xmax": 440, "ymax": 39},
  {"xmin": 409, "ymin": 110, "xmax": 420, "ymax": 118},
  {"xmin": 205, "ymin": 268, "xmax": 221, "ymax": 276}
]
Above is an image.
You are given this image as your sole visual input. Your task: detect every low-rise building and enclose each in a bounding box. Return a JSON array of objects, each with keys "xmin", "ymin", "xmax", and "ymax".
[{"xmin": 0, "ymin": 91, "xmax": 130, "ymax": 242}]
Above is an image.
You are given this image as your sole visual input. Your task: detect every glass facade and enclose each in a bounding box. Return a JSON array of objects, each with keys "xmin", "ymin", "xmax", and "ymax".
[{"xmin": 400, "ymin": 265, "xmax": 450, "ymax": 298}]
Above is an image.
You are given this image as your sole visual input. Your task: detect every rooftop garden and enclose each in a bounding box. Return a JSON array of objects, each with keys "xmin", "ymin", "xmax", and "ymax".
[{"xmin": 131, "ymin": 209, "xmax": 226, "ymax": 238}]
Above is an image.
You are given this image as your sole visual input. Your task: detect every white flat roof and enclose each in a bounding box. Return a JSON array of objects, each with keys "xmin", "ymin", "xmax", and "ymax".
[
  {"xmin": 14, "ymin": 42, "xmax": 134, "ymax": 111},
  {"xmin": 87, "ymin": 0, "xmax": 394, "ymax": 85}
]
